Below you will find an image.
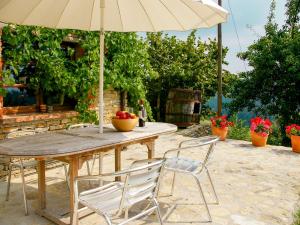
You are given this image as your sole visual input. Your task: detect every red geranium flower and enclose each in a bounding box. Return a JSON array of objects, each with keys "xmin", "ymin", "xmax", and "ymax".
[
  {"xmin": 286, "ymin": 124, "xmax": 300, "ymax": 137},
  {"xmin": 210, "ymin": 115, "xmax": 234, "ymax": 129},
  {"xmin": 250, "ymin": 117, "xmax": 272, "ymax": 137}
]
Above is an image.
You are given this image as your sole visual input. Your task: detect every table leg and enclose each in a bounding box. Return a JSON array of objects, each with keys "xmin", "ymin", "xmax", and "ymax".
[
  {"xmin": 69, "ymin": 156, "xmax": 79, "ymax": 224},
  {"xmin": 115, "ymin": 147, "xmax": 122, "ymax": 181},
  {"xmin": 145, "ymin": 141, "xmax": 155, "ymax": 159},
  {"xmin": 37, "ymin": 160, "xmax": 46, "ymax": 210}
]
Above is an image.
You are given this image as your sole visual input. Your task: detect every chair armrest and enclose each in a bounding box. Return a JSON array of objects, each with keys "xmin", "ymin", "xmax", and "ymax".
[{"xmin": 179, "ymin": 136, "xmax": 219, "ymax": 148}]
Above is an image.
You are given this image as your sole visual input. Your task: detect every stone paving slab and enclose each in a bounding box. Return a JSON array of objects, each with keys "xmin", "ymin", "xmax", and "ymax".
[{"xmin": 0, "ymin": 133, "xmax": 300, "ymax": 225}]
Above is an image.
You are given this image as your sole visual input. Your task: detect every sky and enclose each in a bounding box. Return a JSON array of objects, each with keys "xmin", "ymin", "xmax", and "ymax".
[{"xmin": 165, "ymin": 0, "xmax": 287, "ymax": 74}]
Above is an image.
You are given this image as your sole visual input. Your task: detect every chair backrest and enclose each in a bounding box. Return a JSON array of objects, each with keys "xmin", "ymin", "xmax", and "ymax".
[
  {"xmin": 67, "ymin": 123, "xmax": 94, "ymax": 130},
  {"xmin": 179, "ymin": 136, "xmax": 219, "ymax": 167},
  {"xmin": 120, "ymin": 158, "xmax": 165, "ymax": 209},
  {"xmin": 202, "ymin": 137, "xmax": 218, "ymax": 166}
]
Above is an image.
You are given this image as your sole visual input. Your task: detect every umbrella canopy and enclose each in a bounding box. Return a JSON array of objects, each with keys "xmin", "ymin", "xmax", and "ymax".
[
  {"xmin": 0, "ymin": 0, "xmax": 228, "ymax": 31},
  {"xmin": 0, "ymin": 0, "xmax": 229, "ymax": 133}
]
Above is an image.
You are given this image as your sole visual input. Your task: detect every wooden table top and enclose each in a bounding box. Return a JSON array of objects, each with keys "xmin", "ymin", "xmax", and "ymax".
[{"xmin": 0, "ymin": 122, "xmax": 177, "ymax": 157}]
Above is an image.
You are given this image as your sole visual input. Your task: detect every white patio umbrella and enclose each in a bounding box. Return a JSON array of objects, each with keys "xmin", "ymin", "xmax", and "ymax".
[{"xmin": 0, "ymin": 0, "xmax": 228, "ymax": 133}]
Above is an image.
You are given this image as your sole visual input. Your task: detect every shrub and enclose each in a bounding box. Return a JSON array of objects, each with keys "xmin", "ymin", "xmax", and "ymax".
[{"xmin": 227, "ymin": 115, "xmax": 250, "ymax": 141}]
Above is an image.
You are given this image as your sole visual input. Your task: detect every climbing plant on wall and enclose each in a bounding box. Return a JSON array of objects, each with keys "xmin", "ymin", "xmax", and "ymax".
[{"xmin": 1, "ymin": 25, "xmax": 155, "ymax": 122}]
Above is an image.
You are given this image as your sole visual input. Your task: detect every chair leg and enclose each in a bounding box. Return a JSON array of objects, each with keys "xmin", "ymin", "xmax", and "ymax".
[
  {"xmin": 103, "ymin": 214, "xmax": 113, "ymax": 225},
  {"xmin": 5, "ymin": 164, "xmax": 12, "ymax": 201},
  {"xmin": 20, "ymin": 164, "xmax": 29, "ymax": 216},
  {"xmin": 153, "ymin": 198, "xmax": 164, "ymax": 225},
  {"xmin": 206, "ymin": 169, "xmax": 219, "ymax": 204},
  {"xmin": 91, "ymin": 155, "xmax": 97, "ymax": 175},
  {"xmin": 86, "ymin": 160, "xmax": 91, "ymax": 176},
  {"xmin": 86, "ymin": 161, "xmax": 93, "ymax": 187},
  {"xmin": 124, "ymin": 207, "xmax": 129, "ymax": 219},
  {"xmin": 170, "ymin": 171, "xmax": 177, "ymax": 196},
  {"xmin": 193, "ymin": 175, "xmax": 212, "ymax": 222}
]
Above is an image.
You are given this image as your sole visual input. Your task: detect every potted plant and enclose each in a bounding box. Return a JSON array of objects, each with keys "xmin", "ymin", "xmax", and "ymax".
[
  {"xmin": 210, "ymin": 115, "xmax": 234, "ymax": 141},
  {"xmin": 250, "ymin": 117, "xmax": 272, "ymax": 147},
  {"xmin": 285, "ymin": 124, "xmax": 300, "ymax": 153}
]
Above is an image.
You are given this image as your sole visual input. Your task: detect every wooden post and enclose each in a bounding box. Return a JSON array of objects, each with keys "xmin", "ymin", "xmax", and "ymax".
[
  {"xmin": 217, "ymin": 0, "xmax": 223, "ymax": 116},
  {"xmin": 145, "ymin": 141, "xmax": 155, "ymax": 159},
  {"xmin": 37, "ymin": 160, "xmax": 46, "ymax": 210},
  {"xmin": 115, "ymin": 146, "xmax": 122, "ymax": 181}
]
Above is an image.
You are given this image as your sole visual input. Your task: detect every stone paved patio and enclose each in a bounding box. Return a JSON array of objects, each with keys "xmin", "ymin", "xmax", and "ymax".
[{"xmin": 0, "ymin": 133, "xmax": 300, "ymax": 225}]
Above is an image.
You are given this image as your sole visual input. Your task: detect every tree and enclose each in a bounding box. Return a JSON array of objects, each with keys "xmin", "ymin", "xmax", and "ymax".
[
  {"xmin": 229, "ymin": 0, "xmax": 300, "ymax": 145},
  {"xmin": 146, "ymin": 31, "xmax": 235, "ymax": 121},
  {"xmin": 1, "ymin": 25, "xmax": 155, "ymax": 122}
]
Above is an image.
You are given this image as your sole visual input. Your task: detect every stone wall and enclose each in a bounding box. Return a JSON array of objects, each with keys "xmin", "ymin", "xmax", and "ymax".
[
  {"xmin": 0, "ymin": 87, "xmax": 123, "ymax": 178},
  {"xmin": 0, "ymin": 87, "xmax": 123, "ymax": 140}
]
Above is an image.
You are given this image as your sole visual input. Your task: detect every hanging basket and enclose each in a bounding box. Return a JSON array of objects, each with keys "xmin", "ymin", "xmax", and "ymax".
[
  {"xmin": 291, "ymin": 135, "xmax": 300, "ymax": 153},
  {"xmin": 211, "ymin": 126, "xmax": 228, "ymax": 141},
  {"xmin": 251, "ymin": 131, "xmax": 268, "ymax": 147}
]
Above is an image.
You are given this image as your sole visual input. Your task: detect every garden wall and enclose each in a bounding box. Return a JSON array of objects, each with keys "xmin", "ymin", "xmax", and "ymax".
[{"xmin": 0, "ymin": 87, "xmax": 123, "ymax": 140}]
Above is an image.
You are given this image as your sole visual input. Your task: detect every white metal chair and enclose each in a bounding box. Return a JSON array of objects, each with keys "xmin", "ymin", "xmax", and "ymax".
[
  {"xmin": 67, "ymin": 123, "xmax": 106, "ymax": 178},
  {"xmin": 162, "ymin": 136, "xmax": 220, "ymax": 222},
  {"xmin": 72, "ymin": 158, "xmax": 165, "ymax": 225},
  {"xmin": 3, "ymin": 130, "xmax": 69, "ymax": 216}
]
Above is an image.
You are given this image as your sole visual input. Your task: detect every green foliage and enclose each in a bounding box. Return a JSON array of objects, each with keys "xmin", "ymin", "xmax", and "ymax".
[
  {"xmin": 145, "ymin": 31, "xmax": 237, "ymax": 121},
  {"xmin": 1, "ymin": 25, "xmax": 155, "ymax": 122},
  {"xmin": 2, "ymin": 25, "xmax": 73, "ymax": 98},
  {"xmin": 268, "ymin": 122, "xmax": 283, "ymax": 146},
  {"xmin": 227, "ymin": 115, "xmax": 251, "ymax": 141},
  {"xmin": 229, "ymin": 1, "xmax": 300, "ymax": 146},
  {"xmin": 293, "ymin": 208, "xmax": 300, "ymax": 225}
]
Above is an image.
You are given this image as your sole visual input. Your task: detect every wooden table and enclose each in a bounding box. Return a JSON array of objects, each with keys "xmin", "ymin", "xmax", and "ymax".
[{"xmin": 0, "ymin": 122, "xmax": 177, "ymax": 225}]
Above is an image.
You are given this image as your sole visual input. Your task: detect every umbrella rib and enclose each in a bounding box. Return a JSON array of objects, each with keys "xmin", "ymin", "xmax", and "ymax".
[
  {"xmin": 137, "ymin": 0, "xmax": 156, "ymax": 32},
  {"xmin": 89, "ymin": 0, "xmax": 96, "ymax": 31},
  {"xmin": 159, "ymin": 0, "xmax": 185, "ymax": 30},
  {"xmin": 116, "ymin": 0, "xmax": 124, "ymax": 32},
  {"xmin": 56, "ymin": 0, "xmax": 72, "ymax": 29},
  {"xmin": 180, "ymin": 0, "xmax": 209, "ymax": 28},
  {"xmin": 20, "ymin": 0, "xmax": 43, "ymax": 25}
]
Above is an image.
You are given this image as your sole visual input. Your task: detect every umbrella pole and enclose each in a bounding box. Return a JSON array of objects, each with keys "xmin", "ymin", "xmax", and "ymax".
[
  {"xmin": 99, "ymin": 30, "xmax": 104, "ymax": 133},
  {"xmin": 99, "ymin": 0, "xmax": 105, "ymax": 134}
]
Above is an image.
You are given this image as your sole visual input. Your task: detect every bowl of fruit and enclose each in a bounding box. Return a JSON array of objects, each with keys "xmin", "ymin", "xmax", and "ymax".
[{"xmin": 112, "ymin": 111, "xmax": 138, "ymax": 132}]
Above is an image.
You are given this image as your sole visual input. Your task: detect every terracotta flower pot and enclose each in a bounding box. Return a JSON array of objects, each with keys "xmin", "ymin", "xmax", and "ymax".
[
  {"xmin": 251, "ymin": 131, "xmax": 268, "ymax": 147},
  {"xmin": 291, "ymin": 135, "xmax": 300, "ymax": 153},
  {"xmin": 211, "ymin": 126, "xmax": 228, "ymax": 141}
]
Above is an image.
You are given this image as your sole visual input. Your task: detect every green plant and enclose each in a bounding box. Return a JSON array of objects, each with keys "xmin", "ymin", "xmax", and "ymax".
[
  {"xmin": 145, "ymin": 31, "xmax": 237, "ymax": 121},
  {"xmin": 228, "ymin": 0, "xmax": 300, "ymax": 146},
  {"xmin": 2, "ymin": 26, "xmax": 155, "ymax": 123},
  {"xmin": 293, "ymin": 208, "xmax": 300, "ymax": 225},
  {"xmin": 268, "ymin": 122, "xmax": 283, "ymax": 146},
  {"xmin": 227, "ymin": 115, "xmax": 251, "ymax": 141}
]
